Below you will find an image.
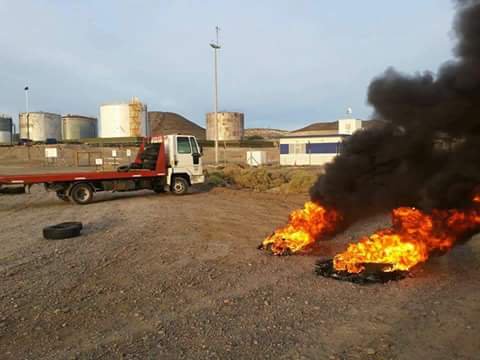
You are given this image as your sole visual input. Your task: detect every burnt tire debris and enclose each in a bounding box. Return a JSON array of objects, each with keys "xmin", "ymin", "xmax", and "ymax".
[
  {"xmin": 315, "ymin": 259, "xmax": 407, "ymax": 284},
  {"xmin": 43, "ymin": 222, "xmax": 83, "ymax": 240}
]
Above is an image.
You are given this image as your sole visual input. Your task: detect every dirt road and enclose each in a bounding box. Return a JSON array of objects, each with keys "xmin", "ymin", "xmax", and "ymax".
[{"xmin": 0, "ymin": 187, "xmax": 479, "ymax": 359}]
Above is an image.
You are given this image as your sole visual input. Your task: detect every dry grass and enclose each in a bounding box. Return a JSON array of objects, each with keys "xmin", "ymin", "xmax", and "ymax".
[{"xmin": 206, "ymin": 164, "xmax": 323, "ymax": 193}]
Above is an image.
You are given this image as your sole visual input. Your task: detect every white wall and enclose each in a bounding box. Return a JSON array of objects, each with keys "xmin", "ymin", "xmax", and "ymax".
[
  {"xmin": 279, "ymin": 135, "xmax": 345, "ymax": 166},
  {"xmin": 338, "ymin": 118, "xmax": 362, "ymax": 135},
  {"xmin": 280, "ymin": 153, "xmax": 336, "ymax": 166}
]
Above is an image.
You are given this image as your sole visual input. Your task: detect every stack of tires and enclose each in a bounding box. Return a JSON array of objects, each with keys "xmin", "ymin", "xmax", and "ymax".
[{"xmin": 140, "ymin": 143, "xmax": 160, "ymax": 170}]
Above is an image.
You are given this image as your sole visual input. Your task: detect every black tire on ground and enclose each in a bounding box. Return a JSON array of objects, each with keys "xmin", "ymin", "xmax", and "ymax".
[
  {"xmin": 56, "ymin": 191, "xmax": 70, "ymax": 202},
  {"xmin": 43, "ymin": 222, "xmax": 83, "ymax": 240},
  {"xmin": 171, "ymin": 177, "xmax": 189, "ymax": 195},
  {"xmin": 69, "ymin": 183, "xmax": 94, "ymax": 205}
]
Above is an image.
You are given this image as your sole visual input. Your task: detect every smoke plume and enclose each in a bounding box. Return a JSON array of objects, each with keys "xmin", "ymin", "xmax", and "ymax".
[{"xmin": 310, "ymin": 0, "xmax": 480, "ymax": 221}]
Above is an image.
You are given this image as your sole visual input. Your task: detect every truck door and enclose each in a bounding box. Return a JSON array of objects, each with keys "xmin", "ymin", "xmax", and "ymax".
[{"xmin": 175, "ymin": 136, "xmax": 202, "ymax": 176}]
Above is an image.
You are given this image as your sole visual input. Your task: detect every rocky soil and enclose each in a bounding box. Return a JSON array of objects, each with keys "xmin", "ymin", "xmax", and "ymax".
[{"xmin": 0, "ymin": 186, "xmax": 479, "ymax": 359}]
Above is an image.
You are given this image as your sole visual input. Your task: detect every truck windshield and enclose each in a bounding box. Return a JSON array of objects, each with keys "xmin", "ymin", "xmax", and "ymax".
[{"xmin": 177, "ymin": 137, "xmax": 191, "ymax": 154}]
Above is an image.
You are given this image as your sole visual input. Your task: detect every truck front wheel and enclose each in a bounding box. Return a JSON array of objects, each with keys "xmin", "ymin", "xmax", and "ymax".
[
  {"xmin": 69, "ymin": 183, "xmax": 94, "ymax": 204},
  {"xmin": 171, "ymin": 177, "xmax": 189, "ymax": 195}
]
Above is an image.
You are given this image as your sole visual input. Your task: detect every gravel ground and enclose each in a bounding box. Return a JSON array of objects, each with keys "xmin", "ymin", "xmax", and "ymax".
[{"xmin": 0, "ymin": 185, "xmax": 479, "ymax": 359}]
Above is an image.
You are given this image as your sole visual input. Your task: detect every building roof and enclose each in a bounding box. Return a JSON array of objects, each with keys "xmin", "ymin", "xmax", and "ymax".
[
  {"xmin": 280, "ymin": 133, "xmax": 351, "ymax": 139},
  {"xmin": 292, "ymin": 121, "xmax": 338, "ymax": 133}
]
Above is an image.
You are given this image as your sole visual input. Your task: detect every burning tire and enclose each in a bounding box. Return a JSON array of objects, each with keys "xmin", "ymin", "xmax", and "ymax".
[
  {"xmin": 69, "ymin": 183, "xmax": 94, "ymax": 205},
  {"xmin": 171, "ymin": 177, "xmax": 188, "ymax": 195},
  {"xmin": 43, "ymin": 222, "xmax": 83, "ymax": 240}
]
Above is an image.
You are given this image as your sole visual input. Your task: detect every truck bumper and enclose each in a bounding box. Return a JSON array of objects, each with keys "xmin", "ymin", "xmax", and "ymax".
[{"xmin": 191, "ymin": 175, "xmax": 205, "ymax": 184}]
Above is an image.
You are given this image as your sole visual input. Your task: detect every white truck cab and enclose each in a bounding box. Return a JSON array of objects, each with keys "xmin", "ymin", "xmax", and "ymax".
[{"xmin": 153, "ymin": 134, "xmax": 205, "ymax": 193}]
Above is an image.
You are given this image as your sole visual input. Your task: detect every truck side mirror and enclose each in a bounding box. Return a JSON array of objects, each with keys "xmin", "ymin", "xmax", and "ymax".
[{"xmin": 199, "ymin": 145, "xmax": 203, "ymax": 155}]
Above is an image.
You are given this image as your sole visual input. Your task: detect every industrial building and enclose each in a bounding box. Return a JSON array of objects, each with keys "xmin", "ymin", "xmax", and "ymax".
[
  {"xmin": 99, "ymin": 97, "xmax": 147, "ymax": 138},
  {"xmin": 0, "ymin": 114, "xmax": 13, "ymax": 145},
  {"xmin": 148, "ymin": 112, "xmax": 206, "ymax": 140},
  {"xmin": 19, "ymin": 112, "xmax": 62, "ymax": 142},
  {"xmin": 206, "ymin": 112, "xmax": 244, "ymax": 141},
  {"xmin": 62, "ymin": 114, "xmax": 97, "ymax": 140},
  {"xmin": 280, "ymin": 118, "xmax": 364, "ymax": 166}
]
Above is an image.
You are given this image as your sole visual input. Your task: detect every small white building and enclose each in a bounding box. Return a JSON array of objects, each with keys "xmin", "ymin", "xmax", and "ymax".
[{"xmin": 280, "ymin": 118, "xmax": 362, "ymax": 166}]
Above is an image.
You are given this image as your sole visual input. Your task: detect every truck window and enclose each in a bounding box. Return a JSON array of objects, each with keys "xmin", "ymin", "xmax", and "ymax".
[
  {"xmin": 190, "ymin": 137, "xmax": 199, "ymax": 154},
  {"xmin": 177, "ymin": 137, "xmax": 191, "ymax": 154}
]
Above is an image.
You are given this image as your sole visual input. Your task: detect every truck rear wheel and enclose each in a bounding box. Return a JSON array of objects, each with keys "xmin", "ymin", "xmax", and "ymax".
[
  {"xmin": 69, "ymin": 183, "xmax": 94, "ymax": 204},
  {"xmin": 171, "ymin": 177, "xmax": 188, "ymax": 195}
]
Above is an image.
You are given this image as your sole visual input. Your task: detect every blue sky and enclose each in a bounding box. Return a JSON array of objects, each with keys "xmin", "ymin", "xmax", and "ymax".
[{"xmin": 0, "ymin": 0, "xmax": 456, "ymax": 130}]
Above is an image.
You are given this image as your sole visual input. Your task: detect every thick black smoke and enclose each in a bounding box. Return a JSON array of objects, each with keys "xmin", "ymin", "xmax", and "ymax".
[{"xmin": 310, "ymin": 0, "xmax": 480, "ymax": 221}]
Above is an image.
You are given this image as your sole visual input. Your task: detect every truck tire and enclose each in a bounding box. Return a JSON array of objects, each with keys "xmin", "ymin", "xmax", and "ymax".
[
  {"xmin": 43, "ymin": 222, "xmax": 83, "ymax": 240},
  {"xmin": 69, "ymin": 183, "xmax": 94, "ymax": 205},
  {"xmin": 171, "ymin": 177, "xmax": 189, "ymax": 195}
]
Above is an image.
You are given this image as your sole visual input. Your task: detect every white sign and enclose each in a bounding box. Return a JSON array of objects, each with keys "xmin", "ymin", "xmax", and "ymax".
[
  {"xmin": 126, "ymin": 149, "xmax": 132, "ymax": 157},
  {"xmin": 95, "ymin": 158, "xmax": 103, "ymax": 166},
  {"xmin": 112, "ymin": 150, "xmax": 117, "ymax": 157},
  {"xmin": 45, "ymin": 148, "xmax": 58, "ymax": 158}
]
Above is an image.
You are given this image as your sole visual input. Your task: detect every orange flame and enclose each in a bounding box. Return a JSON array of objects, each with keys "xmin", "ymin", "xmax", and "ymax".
[
  {"xmin": 334, "ymin": 206, "xmax": 480, "ymax": 273},
  {"xmin": 262, "ymin": 201, "xmax": 342, "ymax": 255}
]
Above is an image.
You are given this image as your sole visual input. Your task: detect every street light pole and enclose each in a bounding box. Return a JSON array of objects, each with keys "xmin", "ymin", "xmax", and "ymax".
[
  {"xmin": 210, "ymin": 26, "xmax": 221, "ymax": 165},
  {"xmin": 24, "ymin": 86, "xmax": 29, "ymax": 140}
]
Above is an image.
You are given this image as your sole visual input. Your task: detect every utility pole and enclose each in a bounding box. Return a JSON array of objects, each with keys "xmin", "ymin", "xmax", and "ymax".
[
  {"xmin": 24, "ymin": 86, "xmax": 29, "ymax": 140},
  {"xmin": 210, "ymin": 26, "xmax": 221, "ymax": 165},
  {"xmin": 24, "ymin": 86, "xmax": 30, "ymax": 160}
]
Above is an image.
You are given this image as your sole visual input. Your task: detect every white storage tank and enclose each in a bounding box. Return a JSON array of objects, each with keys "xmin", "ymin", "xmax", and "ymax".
[
  {"xmin": 19, "ymin": 112, "xmax": 62, "ymax": 142},
  {"xmin": 62, "ymin": 114, "xmax": 97, "ymax": 140},
  {"xmin": 0, "ymin": 115, "xmax": 13, "ymax": 145},
  {"xmin": 206, "ymin": 111, "xmax": 244, "ymax": 141},
  {"xmin": 99, "ymin": 97, "xmax": 148, "ymax": 138}
]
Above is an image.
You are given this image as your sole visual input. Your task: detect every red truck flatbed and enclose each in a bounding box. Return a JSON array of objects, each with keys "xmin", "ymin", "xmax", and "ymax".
[{"xmin": 0, "ymin": 169, "xmax": 166, "ymax": 186}]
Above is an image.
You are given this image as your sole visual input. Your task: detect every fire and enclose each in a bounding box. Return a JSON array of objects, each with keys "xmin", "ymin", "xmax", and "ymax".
[
  {"xmin": 262, "ymin": 201, "xmax": 342, "ymax": 255},
  {"xmin": 334, "ymin": 207, "xmax": 480, "ymax": 274}
]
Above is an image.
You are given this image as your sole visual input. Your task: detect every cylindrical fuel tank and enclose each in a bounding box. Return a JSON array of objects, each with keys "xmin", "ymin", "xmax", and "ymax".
[
  {"xmin": 0, "ymin": 115, "xmax": 13, "ymax": 145},
  {"xmin": 206, "ymin": 112, "xmax": 244, "ymax": 141},
  {"xmin": 99, "ymin": 97, "xmax": 147, "ymax": 138},
  {"xmin": 62, "ymin": 114, "xmax": 97, "ymax": 140},
  {"xmin": 19, "ymin": 112, "xmax": 62, "ymax": 142}
]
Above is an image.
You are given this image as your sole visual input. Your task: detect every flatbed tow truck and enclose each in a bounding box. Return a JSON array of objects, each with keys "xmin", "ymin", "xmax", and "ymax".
[{"xmin": 0, "ymin": 135, "xmax": 205, "ymax": 204}]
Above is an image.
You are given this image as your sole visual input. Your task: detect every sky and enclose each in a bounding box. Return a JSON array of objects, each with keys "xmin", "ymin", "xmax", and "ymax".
[{"xmin": 0, "ymin": 0, "xmax": 457, "ymax": 130}]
